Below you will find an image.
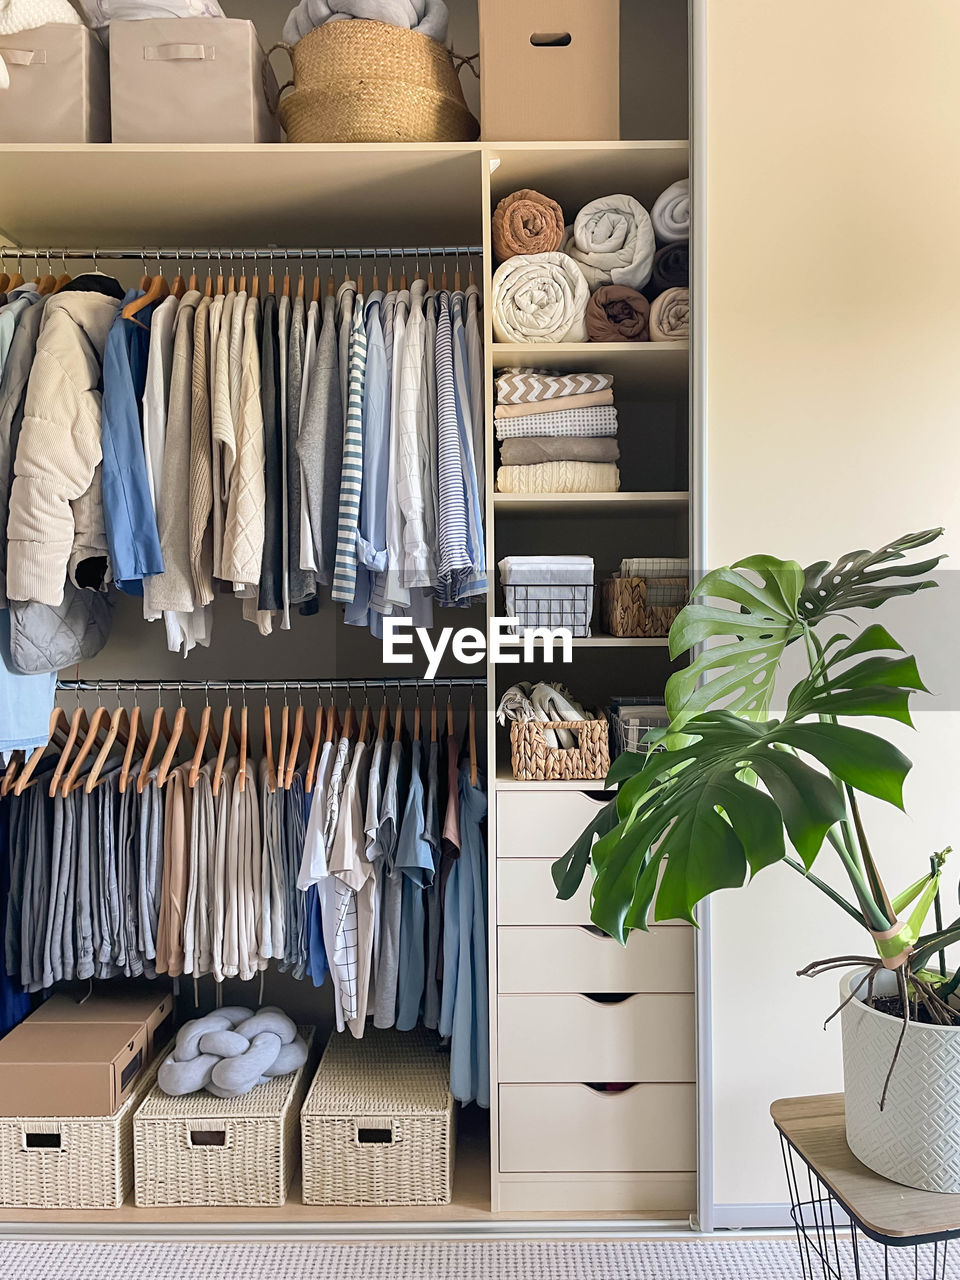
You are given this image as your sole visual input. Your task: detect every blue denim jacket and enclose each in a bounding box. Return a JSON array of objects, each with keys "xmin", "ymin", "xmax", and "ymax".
[{"xmin": 101, "ymin": 291, "xmax": 164, "ymax": 594}]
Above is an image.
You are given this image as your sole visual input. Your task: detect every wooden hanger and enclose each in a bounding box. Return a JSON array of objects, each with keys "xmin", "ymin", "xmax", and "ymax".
[
  {"xmin": 305, "ymin": 703, "xmax": 324, "ymax": 794},
  {"xmin": 6, "ymin": 260, "xmax": 24, "ymax": 290},
  {"xmin": 446, "ymin": 695, "xmax": 454, "ymax": 737},
  {"xmin": 325, "ymin": 703, "xmax": 339, "ymax": 745},
  {"xmin": 342, "ymin": 700, "xmax": 357, "ymax": 741},
  {"xmin": 52, "ymin": 255, "xmax": 72, "ymax": 294},
  {"xmin": 377, "ymin": 701, "xmax": 388, "ymax": 742},
  {"xmin": 285, "ymin": 700, "xmax": 305, "ymax": 790},
  {"xmin": 188, "ymin": 703, "xmax": 214, "ymax": 788},
  {"xmin": 327, "ymin": 271, "xmax": 336, "ymax": 297},
  {"xmin": 36, "ymin": 259, "xmax": 58, "ymax": 296},
  {"xmin": 157, "ymin": 698, "xmax": 200, "ymax": 788},
  {"xmin": 212, "ymin": 705, "xmax": 233, "ymax": 798},
  {"xmin": 469, "ymin": 698, "xmax": 478, "ymax": 786},
  {"xmin": 48, "ymin": 700, "xmax": 96, "ymax": 799},
  {"xmin": 282, "ymin": 260, "xmax": 291, "ymax": 298},
  {"xmin": 277, "ymin": 702, "xmax": 290, "ymax": 790},
  {"xmin": 188, "ymin": 257, "xmax": 199, "ymax": 292},
  {"xmin": 137, "ymin": 699, "xmax": 172, "ymax": 794},
  {"xmin": 394, "ymin": 700, "xmax": 404, "ymax": 744},
  {"xmin": 86, "ymin": 701, "xmax": 133, "ymax": 793},
  {"xmin": 312, "ymin": 269, "xmax": 322, "ymax": 304},
  {"xmin": 468, "ymin": 257, "xmax": 476, "ymax": 287},
  {"xmin": 252, "ymin": 270, "xmax": 260, "ymax": 299},
  {"xmin": 238, "ymin": 701, "xmax": 249, "ymax": 794},
  {"xmin": 1, "ymin": 751, "xmax": 24, "ymax": 797},
  {"xmin": 414, "ymin": 701, "xmax": 422, "ymax": 741},
  {"xmin": 296, "ymin": 254, "xmax": 306, "ymax": 300},
  {"xmin": 268, "ymin": 256, "xmax": 276, "ymax": 295},
  {"xmin": 14, "ymin": 708, "xmax": 69, "ymax": 794},
  {"xmin": 431, "ymin": 697, "xmax": 438, "ymax": 744},
  {"xmin": 358, "ymin": 698, "xmax": 371, "ymax": 744},
  {"xmin": 124, "ymin": 263, "xmax": 170, "ymax": 326},
  {"xmin": 0, "ymin": 261, "xmax": 9, "ymax": 293},
  {"xmin": 63, "ymin": 704, "xmax": 111, "ymax": 795},
  {"xmin": 263, "ymin": 699, "xmax": 277, "ymax": 793},
  {"xmin": 119, "ymin": 702, "xmax": 144, "ymax": 795}
]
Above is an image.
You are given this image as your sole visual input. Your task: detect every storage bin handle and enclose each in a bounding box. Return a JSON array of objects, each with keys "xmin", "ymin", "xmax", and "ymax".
[
  {"xmin": 3, "ymin": 48, "xmax": 46, "ymax": 67},
  {"xmin": 354, "ymin": 1119, "xmax": 398, "ymax": 1147},
  {"xmin": 263, "ymin": 42, "xmax": 295, "ymax": 116},
  {"xmin": 20, "ymin": 1126, "xmax": 62, "ymax": 1152},
  {"xmin": 186, "ymin": 1123, "xmax": 232, "ymax": 1149},
  {"xmin": 144, "ymin": 43, "xmax": 215, "ymax": 62}
]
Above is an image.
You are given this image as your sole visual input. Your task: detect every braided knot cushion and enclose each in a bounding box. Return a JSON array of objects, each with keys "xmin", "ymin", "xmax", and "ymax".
[{"xmin": 158, "ymin": 1006, "xmax": 309, "ymax": 1099}]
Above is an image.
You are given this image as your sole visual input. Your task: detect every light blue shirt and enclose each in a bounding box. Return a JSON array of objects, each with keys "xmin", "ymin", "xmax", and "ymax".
[{"xmin": 0, "ymin": 609, "xmax": 55, "ymax": 760}]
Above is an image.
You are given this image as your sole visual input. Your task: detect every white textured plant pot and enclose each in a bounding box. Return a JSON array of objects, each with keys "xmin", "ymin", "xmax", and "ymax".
[{"xmin": 840, "ymin": 967, "xmax": 960, "ymax": 1193}]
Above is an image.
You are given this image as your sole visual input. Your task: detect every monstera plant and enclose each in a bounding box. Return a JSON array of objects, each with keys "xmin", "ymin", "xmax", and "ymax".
[{"xmin": 553, "ymin": 528, "xmax": 960, "ymax": 1192}]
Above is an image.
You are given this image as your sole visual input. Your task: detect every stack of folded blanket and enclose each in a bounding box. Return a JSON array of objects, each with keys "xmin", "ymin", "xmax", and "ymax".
[
  {"xmin": 490, "ymin": 179, "xmax": 690, "ymax": 344},
  {"xmin": 495, "ymin": 369, "xmax": 620, "ymax": 494}
]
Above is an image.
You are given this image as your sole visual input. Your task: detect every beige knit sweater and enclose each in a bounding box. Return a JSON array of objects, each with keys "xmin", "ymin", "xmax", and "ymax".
[{"xmin": 6, "ymin": 291, "xmax": 121, "ymax": 605}]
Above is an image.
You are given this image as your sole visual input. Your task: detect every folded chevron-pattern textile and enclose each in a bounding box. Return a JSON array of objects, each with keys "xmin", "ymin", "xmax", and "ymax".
[
  {"xmin": 494, "ymin": 369, "xmax": 613, "ymax": 405},
  {"xmin": 495, "ymin": 405, "xmax": 619, "ymax": 440},
  {"xmin": 494, "ymin": 389, "xmax": 613, "ymax": 419}
]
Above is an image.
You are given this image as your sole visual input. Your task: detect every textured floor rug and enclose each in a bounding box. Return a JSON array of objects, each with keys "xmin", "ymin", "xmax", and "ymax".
[{"xmin": 0, "ymin": 1237, "xmax": 952, "ymax": 1280}]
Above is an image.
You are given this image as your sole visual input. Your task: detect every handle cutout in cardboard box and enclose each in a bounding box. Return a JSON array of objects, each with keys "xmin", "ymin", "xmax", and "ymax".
[{"xmin": 530, "ymin": 32, "xmax": 572, "ymax": 47}]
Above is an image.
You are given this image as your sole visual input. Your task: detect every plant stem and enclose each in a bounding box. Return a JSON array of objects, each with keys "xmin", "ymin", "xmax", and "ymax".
[{"xmin": 784, "ymin": 856, "xmax": 865, "ymax": 924}]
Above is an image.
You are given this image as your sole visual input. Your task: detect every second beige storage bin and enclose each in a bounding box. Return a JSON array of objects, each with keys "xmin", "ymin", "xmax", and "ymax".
[
  {"xmin": 132, "ymin": 1027, "xmax": 314, "ymax": 1208},
  {"xmin": 109, "ymin": 18, "xmax": 280, "ymax": 143},
  {"xmin": 301, "ymin": 1027, "xmax": 454, "ymax": 1207}
]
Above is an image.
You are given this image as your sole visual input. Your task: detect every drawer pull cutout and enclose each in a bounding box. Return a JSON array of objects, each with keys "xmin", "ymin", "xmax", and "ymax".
[
  {"xmin": 23, "ymin": 1132, "xmax": 60, "ymax": 1150},
  {"xmin": 582, "ymin": 993, "xmax": 633, "ymax": 1005},
  {"xmin": 530, "ymin": 32, "xmax": 572, "ymax": 47}
]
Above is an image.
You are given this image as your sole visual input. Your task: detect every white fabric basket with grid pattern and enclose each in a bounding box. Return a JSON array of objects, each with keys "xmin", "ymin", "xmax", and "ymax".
[
  {"xmin": 132, "ymin": 1026, "xmax": 314, "ymax": 1208},
  {"xmin": 301, "ymin": 1027, "xmax": 455, "ymax": 1207},
  {"xmin": 0, "ymin": 1044, "xmax": 164, "ymax": 1210},
  {"xmin": 499, "ymin": 555, "xmax": 595, "ymax": 638}
]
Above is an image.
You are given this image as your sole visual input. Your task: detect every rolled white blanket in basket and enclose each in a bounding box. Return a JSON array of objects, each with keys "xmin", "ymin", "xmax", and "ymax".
[
  {"xmin": 492, "ymin": 253, "xmax": 589, "ymax": 344},
  {"xmin": 561, "ymin": 194, "xmax": 655, "ymax": 291},
  {"xmin": 496, "ymin": 461, "xmax": 620, "ymax": 494},
  {"xmin": 282, "ymin": 0, "xmax": 448, "ymax": 44},
  {"xmin": 651, "ymin": 178, "xmax": 690, "ymax": 244},
  {"xmin": 496, "ymin": 679, "xmax": 596, "ymax": 749},
  {"xmin": 649, "ymin": 286, "xmax": 690, "ymax": 342}
]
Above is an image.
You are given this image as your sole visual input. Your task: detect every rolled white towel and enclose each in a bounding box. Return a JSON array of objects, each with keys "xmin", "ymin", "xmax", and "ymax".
[
  {"xmin": 282, "ymin": 0, "xmax": 448, "ymax": 44},
  {"xmin": 71, "ymin": 0, "xmax": 225, "ymax": 21},
  {"xmin": 561, "ymin": 194, "xmax": 655, "ymax": 291},
  {"xmin": 651, "ymin": 178, "xmax": 689, "ymax": 244},
  {"xmin": 492, "ymin": 252, "xmax": 589, "ymax": 344}
]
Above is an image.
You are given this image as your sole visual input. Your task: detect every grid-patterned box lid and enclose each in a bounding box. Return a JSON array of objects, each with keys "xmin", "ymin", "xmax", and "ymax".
[
  {"xmin": 498, "ymin": 555, "xmax": 595, "ymax": 586},
  {"xmin": 303, "ymin": 1028, "xmax": 450, "ymax": 1119}
]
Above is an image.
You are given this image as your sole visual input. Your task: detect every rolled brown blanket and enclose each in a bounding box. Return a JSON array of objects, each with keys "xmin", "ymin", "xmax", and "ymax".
[
  {"xmin": 586, "ymin": 284, "xmax": 651, "ymax": 343},
  {"xmin": 500, "ymin": 437, "xmax": 621, "ymax": 466},
  {"xmin": 649, "ymin": 242, "xmax": 689, "ymax": 295},
  {"xmin": 492, "ymin": 188, "xmax": 565, "ymax": 262},
  {"xmin": 649, "ymin": 286, "xmax": 690, "ymax": 342}
]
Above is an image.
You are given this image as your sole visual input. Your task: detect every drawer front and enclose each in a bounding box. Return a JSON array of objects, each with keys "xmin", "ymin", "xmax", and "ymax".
[
  {"xmin": 499, "ymin": 1083, "xmax": 696, "ymax": 1174},
  {"xmin": 496, "ymin": 789, "xmax": 611, "ymax": 860},
  {"xmin": 498, "ymin": 994, "xmax": 695, "ymax": 1083},
  {"xmin": 498, "ymin": 857, "xmax": 593, "ymax": 926},
  {"xmin": 498, "ymin": 926, "xmax": 694, "ymax": 994}
]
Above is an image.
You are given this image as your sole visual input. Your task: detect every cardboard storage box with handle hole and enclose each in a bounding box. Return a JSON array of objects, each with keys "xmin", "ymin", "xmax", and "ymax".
[{"xmin": 0, "ymin": 1022, "xmax": 147, "ymax": 1118}]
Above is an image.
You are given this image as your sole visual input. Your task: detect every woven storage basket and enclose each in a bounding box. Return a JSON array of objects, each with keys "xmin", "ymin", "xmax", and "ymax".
[
  {"xmin": 0, "ymin": 1044, "xmax": 165, "ymax": 1210},
  {"xmin": 133, "ymin": 1026, "xmax": 314, "ymax": 1208},
  {"xmin": 509, "ymin": 719, "xmax": 610, "ymax": 782},
  {"xmin": 269, "ymin": 20, "xmax": 479, "ymax": 143},
  {"xmin": 599, "ymin": 576, "xmax": 688, "ymax": 638},
  {"xmin": 301, "ymin": 1027, "xmax": 454, "ymax": 1206}
]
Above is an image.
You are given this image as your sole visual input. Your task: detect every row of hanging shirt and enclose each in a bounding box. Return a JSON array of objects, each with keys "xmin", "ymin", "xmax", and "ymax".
[
  {"xmin": 0, "ymin": 250, "xmax": 486, "ymax": 650},
  {"xmin": 0, "ymin": 684, "xmax": 488, "ymax": 1108}
]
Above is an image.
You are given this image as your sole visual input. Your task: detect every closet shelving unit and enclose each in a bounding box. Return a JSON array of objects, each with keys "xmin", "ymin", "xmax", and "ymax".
[{"xmin": 0, "ymin": 0, "xmax": 696, "ymax": 1240}]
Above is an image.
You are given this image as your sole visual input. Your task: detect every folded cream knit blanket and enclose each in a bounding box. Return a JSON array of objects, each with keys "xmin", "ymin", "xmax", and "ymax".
[
  {"xmin": 495, "ymin": 405, "xmax": 619, "ymax": 440},
  {"xmin": 651, "ymin": 178, "xmax": 690, "ymax": 244},
  {"xmin": 492, "ymin": 188, "xmax": 565, "ymax": 262},
  {"xmin": 495, "ymin": 389, "xmax": 613, "ymax": 419},
  {"xmin": 561, "ymin": 193, "xmax": 655, "ymax": 291},
  {"xmin": 282, "ymin": 0, "xmax": 448, "ymax": 44},
  {"xmin": 492, "ymin": 253, "xmax": 589, "ymax": 344},
  {"xmin": 650, "ymin": 286, "xmax": 690, "ymax": 342},
  {"xmin": 496, "ymin": 461, "xmax": 620, "ymax": 493},
  {"xmin": 495, "ymin": 369, "xmax": 613, "ymax": 404}
]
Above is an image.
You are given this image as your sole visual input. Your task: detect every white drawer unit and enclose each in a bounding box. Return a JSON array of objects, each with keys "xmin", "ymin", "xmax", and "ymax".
[
  {"xmin": 497, "ymin": 925, "xmax": 694, "ymax": 995},
  {"xmin": 496, "ymin": 788, "xmax": 612, "ymax": 860},
  {"xmin": 499, "ymin": 1083, "xmax": 697, "ymax": 1174},
  {"xmin": 497, "ymin": 857, "xmax": 595, "ymax": 926},
  {"xmin": 497, "ymin": 993, "xmax": 695, "ymax": 1083}
]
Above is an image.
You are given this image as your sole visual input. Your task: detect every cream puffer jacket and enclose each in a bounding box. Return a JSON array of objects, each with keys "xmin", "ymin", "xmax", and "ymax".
[{"xmin": 5, "ymin": 291, "xmax": 121, "ymax": 606}]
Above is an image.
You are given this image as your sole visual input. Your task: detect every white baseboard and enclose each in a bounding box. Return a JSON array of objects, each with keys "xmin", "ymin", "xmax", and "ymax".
[{"xmin": 710, "ymin": 1204, "xmax": 794, "ymax": 1230}]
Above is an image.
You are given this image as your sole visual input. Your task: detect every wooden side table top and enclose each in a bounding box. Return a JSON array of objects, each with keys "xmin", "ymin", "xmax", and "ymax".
[{"xmin": 772, "ymin": 1094, "xmax": 960, "ymax": 1242}]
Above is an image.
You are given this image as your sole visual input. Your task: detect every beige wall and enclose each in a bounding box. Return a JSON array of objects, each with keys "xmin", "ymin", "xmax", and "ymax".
[{"xmin": 703, "ymin": 0, "xmax": 960, "ymax": 1214}]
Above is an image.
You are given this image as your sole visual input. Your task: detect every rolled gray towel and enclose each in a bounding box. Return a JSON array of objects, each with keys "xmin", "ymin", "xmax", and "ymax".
[{"xmin": 282, "ymin": 0, "xmax": 448, "ymax": 44}]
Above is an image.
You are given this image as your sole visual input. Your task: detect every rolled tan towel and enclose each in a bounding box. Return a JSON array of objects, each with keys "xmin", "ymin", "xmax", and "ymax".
[
  {"xmin": 500, "ymin": 437, "xmax": 620, "ymax": 466},
  {"xmin": 586, "ymin": 285, "xmax": 650, "ymax": 343},
  {"xmin": 492, "ymin": 253, "xmax": 589, "ymax": 344},
  {"xmin": 492, "ymin": 189, "xmax": 565, "ymax": 262},
  {"xmin": 649, "ymin": 286, "xmax": 690, "ymax": 342},
  {"xmin": 495, "ymin": 389, "xmax": 614, "ymax": 419}
]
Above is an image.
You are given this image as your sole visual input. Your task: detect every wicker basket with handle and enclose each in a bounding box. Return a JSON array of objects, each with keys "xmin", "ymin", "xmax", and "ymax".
[
  {"xmin": 266, "ymin": 20, "xmax": 479, "ymax": 143},
  {"xmin": 509, "ymin": 719, "xmax": 610, "ymax": 782},
  {"xmin": 599, "ymin": 575, "xmax": 687, "ymax": 638}
]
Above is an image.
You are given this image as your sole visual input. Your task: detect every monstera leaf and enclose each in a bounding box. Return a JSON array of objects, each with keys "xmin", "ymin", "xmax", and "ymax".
[
  {"xmin": 799, "ymin": 529, "xmax": 944, "ymax": 623},
  {"xmin": 664, "ymin": 555, "xmax": 805, "ymax": 732}
]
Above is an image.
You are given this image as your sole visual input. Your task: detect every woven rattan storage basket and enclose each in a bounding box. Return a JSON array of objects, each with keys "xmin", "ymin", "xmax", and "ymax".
[
  {"xmin": 301, "ymin": 1027, "xmax": 454, "ymax": 1206},
  {"xmin": 599, "ymin": 576, "xmax": 687, "ymax": 638},
  {"xmin": 270, "ymin": 20, "xmax": 479, "ymax": 143},
  {"xmin": 133, "ymin": 1026, "xmax": 314, "ymax": 1208},
  {"xmin": 0, "ymin": 1045, "xmax": 164, "ymax": 1210},
  {"xmin": 509, "ymin": 718, "xmax": 610, "ymax": 781}
]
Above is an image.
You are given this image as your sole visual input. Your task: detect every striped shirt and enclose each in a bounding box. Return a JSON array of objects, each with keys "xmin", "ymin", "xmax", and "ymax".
[
  {"xmin": 331, "ymin": 295, "xmax": 367, "ymax": 602},
  {"xmin": 435, "ymin": 292, "xmax": 472, "ymax": 587}
]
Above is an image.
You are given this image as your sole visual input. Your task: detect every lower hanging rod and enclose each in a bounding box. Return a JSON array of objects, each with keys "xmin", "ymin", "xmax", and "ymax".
[
  {"xmin": 56, "ymin": 677, "xmax": 485, "ymax": 693},
  {"xmin": 1, "ymin": 244, "xmax": 484, "ymax": 264}
]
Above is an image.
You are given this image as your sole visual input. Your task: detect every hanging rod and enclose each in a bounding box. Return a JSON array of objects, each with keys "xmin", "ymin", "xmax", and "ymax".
[
  {"xmin": 56, "ymin": 678, "xmax": 485, "ymax": 693},
  {"xmin": 0, "ymin": 245, "xmax": 484, "ymax": 263}
]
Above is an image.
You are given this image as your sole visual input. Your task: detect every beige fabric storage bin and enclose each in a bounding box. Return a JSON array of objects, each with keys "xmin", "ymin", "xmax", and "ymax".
[
  {"xmin": 301, "ymin": 1027, "xmax": 454, "ymax": 1206},
  {"xmin": 132, "ymin": 1026, "xmax": 314, "ymax": 1207},
  {"xmin": 478, "ymin": 0, "xmax": 620, "ymax": 141},
  {"xmin": 109, "ymin": 18, "xmax": 280, "ymax": 143},
  {"xmin": 0, "ymin": 25, "xmax": 109, "ymax": 142},
  {"xmin": 0, "ymin": 1046, "xmax": 162, "ymax": 1210}
]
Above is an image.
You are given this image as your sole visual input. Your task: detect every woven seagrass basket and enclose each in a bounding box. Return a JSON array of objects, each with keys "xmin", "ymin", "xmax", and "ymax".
[
  {"xmin": 509, "ymin": 719, "xmax": 610, "ymax": 782},
  {"xmin": 599, "ymin": 576, "xmax": 687, "ymax": 638},
  {"xmin": 268, "ymin": 20, "xmax": 480, "ymax": 143}
]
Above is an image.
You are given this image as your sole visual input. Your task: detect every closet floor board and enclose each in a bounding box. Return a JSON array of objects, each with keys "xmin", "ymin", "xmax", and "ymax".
[{"xmin": 491, "ymin": 344, "xmax": 690, "ymax": 397}]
